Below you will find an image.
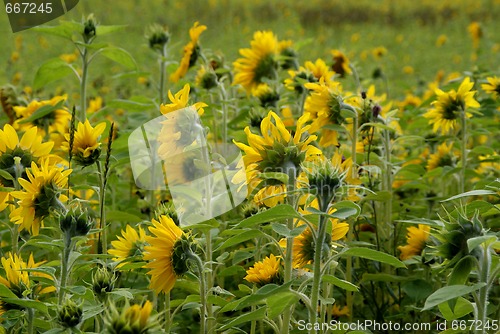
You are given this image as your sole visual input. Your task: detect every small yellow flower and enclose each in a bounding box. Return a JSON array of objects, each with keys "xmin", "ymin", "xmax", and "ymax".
[
  {"xmin": 468, "ymin": 22, "xmax": 482, "ymax": 49},
  {"xmin": 86, "ymin": 97, "xmax": 103, "ymax": 114},
  {"xmin": 372, "ymin": 46, "xmax": 387, "ymax": 59},
  {"xmin": 482, "ymin": 76, "xmax": 500, "ymax": 99},
  {"xmin": 436, "ymin": 34, "xmax": 448, "ymax": 47},
  {"xmin": 170, "ymin": 22, "xmax": 207, "ymax": 83},
  {"xmin": 398, "ymin": 225, "xmax": 430, "ymax": 260},
  {"xmin": 64, "ymin": 120, "xmax": 106, "ymax": 166},
  {"xmin": 244, "ymin": 254, "xmax": 281, "ymax": 285},
  {"xmin": 426, "ymin": 142, "xmax": 456, "ymax": 171},
  {"xmin": 331, "ymin": 50, "xmax": 351, "ymax": 77},
  {"xmin": 109, "ymin": 225, "xmax": 148, "ymax": 267}
]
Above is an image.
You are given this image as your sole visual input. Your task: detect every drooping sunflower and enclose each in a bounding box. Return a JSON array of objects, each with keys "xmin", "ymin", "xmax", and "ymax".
[
  {"xmin": 0, "ymin": 124, "xmax": 55, "ymax": 211},
  {"xmin": 143, "ymin": 215, "xmax": 192, "ymax": 294},
  {"xmin": 13, "ymin": 95, "xmax": 70, "ymax": 136},
  {"xmin": 233, "ymin": 111, "xmax": 321, "ymax": 207},
  {"xmin": 304, "ymin": 78, "xmax": 345, "ymax": 147},
  {"xmin": 331, "ymin": 49, "xmax": 351, "ymax": 77},
  {"xmin": 481, "ymin": 76, "xmax": 500, "ymax": 99},
  {"xmin": 109, "ymin": 225, "xmax": 148, "ymax": 267},
  {"xmin": 426, "ymin": 142, "xmax": 457, "ymax": 171},
  {"xmin": 170, "ymin": 22, "xmax": 207, "ymax": 83},
  {"xmin": 423, "ymin": 77, "xmax": 479, "ymax": 134},
  {"xmin": 233, "ymin": 31, "xmax": 279, "ymax": 93},
  {"xmin": 10, "ymin": 160, "xmax": 71, "ymax": 235},
  {"xmin": 63, "ymin": 120, "xmax": 107, "ymax": 167},
  {"xmin": 244, "ymin": 254, "xmax": 281, "ymax": 286},
  {"xmin": 398, "ymin": 224, "xmax": 430, "ymax": 260}
]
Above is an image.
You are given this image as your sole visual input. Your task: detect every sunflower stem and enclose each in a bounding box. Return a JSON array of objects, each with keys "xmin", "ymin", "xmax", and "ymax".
[
  {"xmin": 96, "ymin": 161, "xmax": 107, "ymax": 255},
  {"xmin": 26, "ymin": 305, "xmax": 34, "ymax": 334},
  {"xmin": 475, "ymin": 243, "xmax": 491, "ymax": 334},
  {"xmin": 164, "ymin": 292, "xmax": 171, "ymax": 332},
  {"xmin": 79, "ymin": 47, "xmax": 89, "ymax": 122},
  {"xmin": 190, "ymin": 253, "xmax": 207, "ymax": 334},
  {"xmin": 58, "ymin": 232, "xmax": 72, "ymax": 305},
  {"xmin": 282, "ymin": 163, "xmax": 297, "ymax": 334},
  {"xmin": 460, "ymin": 109, "xmax": 467, "ymax": 194},
  {"xmin": 159, "ymin": 45, "xmax": 167, "ymax": 105}
]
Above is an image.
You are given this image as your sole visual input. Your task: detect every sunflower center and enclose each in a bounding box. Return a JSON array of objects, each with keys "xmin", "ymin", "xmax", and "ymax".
[
  {"xmin": 437, "ymin": 154, "xmax": 453, "ymax": 167},
  {"xmin": 442, "ymin": 99, "xmax": 462, "ymax": 120},
  {"xmin": 0, "ymin": 147, "xmax": 34, "ymax": 187},
  {"xmin": 254, "ymin": 54, "xmax": 277, "ymax": 83}
]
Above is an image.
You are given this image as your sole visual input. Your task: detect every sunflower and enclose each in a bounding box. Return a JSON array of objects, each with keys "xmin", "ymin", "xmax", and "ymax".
[
  {"xmin": 304, "ymin": 78, "xmax": 344, "ymax": 147},
  {"xmin": 10, "ymin": 160, "xmax": 71, "ymax": 235},
  {"xmin": 278, "ymin": 39, "xmax": 298, "ymax": 70},
  {"xmin": 468, "ymin": 22, "xmax": 482, "ymax": 49},
  {"xmin": 398, "ymin": 224, "xmax": 430, "ymax": 260},
  {"xmin": 482, "ymin": 76, "xmax": 500, "ymax": 99},
  {"xmin": 160, "ymin": 83, "xmax": 207, "ymax": 116},
  {"xmin": 233, "ymin": 31, "xmax": 279, "ymax": 93},
  {"xmin": 284, "ymin": 59, "xmax": 334, "ymax": 94},
  {"xmin": 0, "ymin": 252, "xmax": 55, "ymax": 298},
  {"xmin": 244, "ymin": 254, "xmax": 281, "ymax": 286},
  {"xmin": 195, "ymin": 65, "xmax": 218, "ymax": 90},
  {"xmin": 170, "ymin": 22, "xmax": 207, "ymax": 83},
  {"xmin": 426, "ymin": 142, "xmax": 457, "ymax": 171},
  {"xmin": 143, "ymin": 215, "xmax": 191, "ymax": 294},
  {"xmin": 106, "ymin": 300, "xmax": 159, "ymax": 333},
  {"xmin": 233, "ymin": 111, "xmax": 320, "ymax": 207},
  {"xmin": 109, "ymin": 225, "xmax": 148, "ymax": 267},
  {"xmin": 331, "ymin": 50, "xmax": 351, "ymax": 77},
  {"xmin": 63, "ymin": 120, "xmax": 106, "ymax": 167},
  {"xmin": 252, "ymin": 83, "xmax": 280, "ymax": 108},
  {"xmin": 13, "ymin": 95, "xmax": 70, "ymax": 136},
  {"xmin": 423, "ymin": 77, "xmax": 479, "ymax": 134},
  {"xmin": 331, "ymin": 304, "xmax": 350, "ymax": 318}
]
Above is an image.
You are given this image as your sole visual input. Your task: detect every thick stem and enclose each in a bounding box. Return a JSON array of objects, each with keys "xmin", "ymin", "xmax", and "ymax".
[
  {"xmin": 191, "ymin": 253, "xmax": 207, "ymax": 334},
  {"xmin": 309, "ymin": 212, "xmax": 327, "ymax": 332},
  {"xmin": 164, "ymin": 292, "xmax": 171, "ymax": 332},
  {"xmin": 383, "ymin": 129, "xmax": 393, "ymax": 248},
  {"xmin": 281, "ymin": 164, "xmax": 297, "ymax": 334},
  {"xmin": 159, "ymin": 47, "xmax": 167, "ymax": 105},
  {"xmin": 475, "ymin": 245, "xmax": 491, "ymax": 334},
  {"xmin": 460, "ymin": 110, "xmax": 467, "ymax": 194},
  {"xmin": 79, "ymin": 48, "xmax": 89, "ymax": 121},
  {"xmin": 27, "ymin": 306, "xmax": 34, "ymax": 334},
  {"xmin": 58, "ymin": 233, "xmax": 72, "ymax": 305},
  {"xmin": 205, "ymin": 230, "xmax": 214, "ymax": 332},
  {"xmin": 97, "ymin": 162, "xmax": 107, "ymax": 255}
]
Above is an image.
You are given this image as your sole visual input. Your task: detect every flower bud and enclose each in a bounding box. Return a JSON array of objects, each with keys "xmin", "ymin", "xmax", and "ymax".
[
  {"xmin": 146, "ymin": 24, "xmax": 169, "ymax": 52},
  {"xmin": 58, "ymin": 299, "xmax": 83, "ymax": 328},
  {"xmin": 92, "ymin": 266, "xmax": 117, "ymax": 296},
  {"xmin": 59, "ymin": 207, "xmax": 93, "ymax": 238},
  {"xmin": 83, "ymin": 14, "xmax": 97, "ymax": 43}
]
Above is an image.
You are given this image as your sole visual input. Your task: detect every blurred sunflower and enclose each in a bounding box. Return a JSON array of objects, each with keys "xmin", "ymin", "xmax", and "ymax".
[
  {"xmin": 467, "ymin": 22, "xmax": 482, "ymax": 49},
  {"xmin": 233, "ymin": 31, "xmax": 279, "ymax": 93},
  {"xmin": 195, "ymin": 65, "xmax": 218, "ymax": 90},
  {"xmin": 160, "ymin": 83, "xmax": 207, "ymax": 116},
  {"xmin": 10, "ymin": 160, "xmax": 71, "ymax": 235},
  {"xmin": 233, "ymin": 111, "xmax": 321, "ymax": 207},
  {"xmin": 398, "ymin": 224, "xmax": 430, "ymax": 260},
  {"xmin": 423, "ymin": 77, "xmax": 479, "ymax": 134},
  {"xmin": 106, "ymin": 300, "xmax": 159, "ymax": 333},
  {"xmin": 284, "ymin": 58, "xmax": 334, "ymax": 94},
  {"xmin": 109, "ymin": 225, "xmax": 148, "ymax": 267},
  {"xmin": 252, "ymin": 83, "xmax": 280, "ymax": 108},
  {"xmin": 244, "ymin": 254, "xmax": 281, "ymax": 286},
  {"xmin": 278, "ymin": 39, "xmax": 298, "ymax": 70},
  {"xmin": 331, "ymin": 304, "xmax": 350, "ymax": 318},
  {"xmin": 63, "ymin": 120, "xmax": 106, "ymax": 167},
  {"xmin": 331, "ymin": 49, "xmax": 351, "ymax": 77},
  {"xmin": 304, "ymin": 78, "xmax": 344, "ymax": 147},
  {"xmin": 13, "ymin": 95, "xmax": 70, "ymax": 136},
  {"xmin": 170, "ymin": 22, "xmax": 207, "ymax": 83},
  {"xmin": 143, "ymin": 215, "xmax": 194, "ymax": 294},
  {"xmin": 482, "ymin": 76, "xmax": 500, "ymax": 99},
  {"xmin": 426, "ymin": 142, "xmax": 457, "ymax": 171}
]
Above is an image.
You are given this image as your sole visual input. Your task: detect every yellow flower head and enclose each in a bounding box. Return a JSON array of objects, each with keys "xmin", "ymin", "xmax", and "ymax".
[
  {"xmin": 423, "ymin": 77, "xmax": 479, "ymax": 134},
  {"xmin": 170, "ymin": 22, "xmax": 207, "ymax": 83},
  {"xmin": 284, "ymin": 59, "xmax": 334, "ymax": 94},
  {"xmin": 304, "ymin": 78, "xmax": 344, "ymax": 147},
  {"xmin": 426, "ymin": 142, "xmax": 457, "ymax": 171},
  {"xmin": 64, "ymin": 120, "xmax": 106, "ymax": 166},
  {"xmin": 13, "ymin": 95, "xmax": 70, "ymax": 136},
  {"xmin": 0, "ymin": 124, "xmax": 54, "ymax": 211},
  {"xmin": 109, "ymin": 225, "xmax": 148, "ymax": 267},
  {"xmin": 233, "ymin": 111, "xmax": 320, "ymax": 207},
  {"xmin": 87, "ymin": 96, "xmax": 103, "ymax": 114},
  {"xmin": 233, "ymin": 31, "xmax": 279, "ymax": 93},
  {"xmin": 482, "ymin": 76, "xmax": 500, "ymax": 99},
  {"xmin": 106, "ymin": 300, "xmax": 158, "ymax": 333},
  {"xmin": 244, "ymin": 254, "xmax": 281, "ymax": 285},
  {"xmin": 10, "ymin": 160, "xmax": 71, "ymax": 235},
  {"xmin": 468, "ymin": 22, "xmax": 482, "ymax": 49},
  {"xmin": 124, "ymin": 300, "xmax": 153, "ymax": 331},
  {"xmin": 398, "ymin": 224, "xmax": 430, "ymax": 260},
  {"xmin": 331, "ymin": 50, "xmax": 352, "ymax": 77},
  {"xmin": 160, "ymin": 84, "xmax": 207, "ymax": 116},
  {"xmin": 143, "ymin": 215, "xmax": 185, "ymax": 294}
]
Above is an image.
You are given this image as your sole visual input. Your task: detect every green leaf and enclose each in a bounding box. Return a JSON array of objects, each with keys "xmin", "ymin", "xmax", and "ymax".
[
  {"xmin": 32, "ymin": 24, "xmax": 75, "ymax": 40},
  {"xmin": 266, "ymin": 292, "xmax": 300, "ymax": 319},
  {"xmin": 219, "ymin": 307, "xmax": 267, "ymax": 331},
  {"xmin": 216, "ymin": 230, "xmax": 265, "ymax": 251},
  {"xmin": 422, "ymin": 283, "xmax": 486, "ymax": 311},
  {"xmin": 342, "ymin": 247, "xmax": 406, "ymax": 268},
  {"xmin": 322, "ymin": 275, "xmax": 359, "ymax": 292},
  {"xmin": 235, "ymin": 204, "xmax": 301, "ymax": 228},
  {"xmin": 271, "ymin": 222, "xmax": 291, "ymax": 237},
  {"xmin": 331, "ymin": 201, "xmax": 361, "ymax": 218},
  {"xmin": 363, "ymin": 190, "xmax": 392, "ymax": 202},
  {"xmin": 34, "ymin": 58, "xmax": 75, "ymax": 90},
  {"xmin": 467, "ymin": 235, "xmax": 497, "ymax": 253},
  {"xmin": 96, "ymin": 25, "xmax": 127, "ymax": 35},
  {"xmin": 438, "ymin": 297, "xmax": 474, "ymax": 321},
  {"xmin": 109, "ymin": 289, "xmax": 134, "ymax": 300},
  {"xmin": 100, "ymin": 47, "xmax": 137, "ymax": 70},
  {"xmin": 0, "ymin": 284, "xmax": 18, "ymax": 298},
  {"xmin": 441, "ymin": 190, "xmax": 498, "ymax": 202},
  {"xmin": 1, "ymin": 298, "xmax": 48, "ymax": 314},
  {"xmin": 107, "ymin": 99, "xmax": 155, "ymax": 112},
  {"xmin": 106, "ymin": 211, "xmax": 143, "ymax": 223},
  {"xmin": 448, "ymin": 256, "xmax": 477, "ymax": 286},
  {"xmin": 0, "ymin": 170, "xmax": 14, "ymax": 181},
  {"xmin": 360, "ymin": 273, "xmax": 411, "ymax": 283},
  {"xmin": 401, "ymin": 279, "xmax": 433, "ymax": 302}
]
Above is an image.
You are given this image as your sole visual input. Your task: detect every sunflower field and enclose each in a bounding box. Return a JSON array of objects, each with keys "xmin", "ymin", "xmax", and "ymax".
[{"xmin": 0, "ymin": 0, "xmax": 499, "ymax": 333}]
